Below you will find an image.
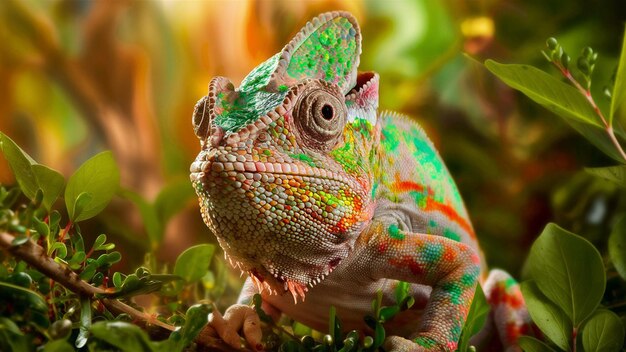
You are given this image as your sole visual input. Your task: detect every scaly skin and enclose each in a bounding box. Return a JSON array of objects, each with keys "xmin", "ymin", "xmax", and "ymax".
[{"xmin": 190, "ymin": 12, "xmax": 529, "ymax": 351}]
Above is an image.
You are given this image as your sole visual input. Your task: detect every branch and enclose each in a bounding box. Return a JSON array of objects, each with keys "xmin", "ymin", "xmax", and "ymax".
[{"xmin": 0, "ymin": 231, "xmax": 244, "ymax": 351}]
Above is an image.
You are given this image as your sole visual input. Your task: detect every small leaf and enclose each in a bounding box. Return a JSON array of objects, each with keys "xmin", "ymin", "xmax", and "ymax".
[
  {"xmin": 32, "ymin": 216, "xmax": 50, "ymax": 238},
  {"xmin": 609, "ymin": 216, "xmax": 626, "ymax": 280},
  {"xmin": 113, "ymin": 272, "xmax": 124, "ymax": 288},
  {"xmin": 50, "ymin": 242, "xmax": 68, "ymax": 259},
  {"xmin": 42, "ymin": 339, "xmax": 74, "ymax": 352},
  {"xmin": 0, "ymin": 317, "xmax": 32, "ymax": 352},
  {"xmin": 581, "ymin": 309, "xmax": 625, "ymax": 352},
  {"xmin": 518, "ymin": 336, "xmax": 557, "ymax": 352},
  {"xmin": 121, "ymin": 190, "xmax": 162, "ymax": 249},
  {"xmin": 90, "ymin": 321, "xmax": 155, "ymax": 352},
  {"xmin": 610, "ymin": 25, "xmax": 626, "ymax": 124},
  {"xmin": 65, "ymin": 151, "xmax": 120, "ymax": 222},
  {"xmin": 378, "ymin": 306, "xmax": 400, "ymax": 322},
  {"xmin": 458, "ymin": 285, "xmax": 490, "ymax": 352},
  {"xmin": 585, "ymin": 166, "xmax": 626, "ymax": 187},
  {"xmin": 173, "ymin": 244, "xmax": 215, "ymax": 284},
  {"xmin": 485, "ymin": 60, "xmax": 601, "ymax": 127},
  {"xmin": 176, "ymin": 304, "xmax": 211, "ymax": 349},
  {"xmin": 154, "ymin": 179, "xmax": 196, "ymax": 223},
  {"xmin": 526, "ymin": 223, "xmax": 605, "ymax": 326},
  {"xmin": 93, "ymin": 234, "xmax": 107, "ymax": 251},
  {"xmin": 76, "ymin": 297, "xmax": 91, "ymax": 348},
  {"xmin": 485, "ymin": 60, "xmax": 626, "ymax": 162},
  {"xmin": 11, "ymin": 235, "xmax": 29, "ymax": 246},
  {"xmin": 31, "ymin": 164, "xmax": 65, "ymax": 211},
  {"xmin": 0, "ymin": 132, "xmax": 38, "ymax": 200},
  {"xmin": 521, "ymin": 281, "xmax": 571, "ymax": 350},
  {"xmin": 79, "ymin": 262, "xmax": 98, "ymax": 281}
]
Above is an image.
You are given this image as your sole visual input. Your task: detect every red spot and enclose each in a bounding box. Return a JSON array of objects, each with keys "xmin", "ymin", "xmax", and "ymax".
[
  {"xmin": 377, "ymin": 241, "xmax": 388, "ymax": 253},
  {"xmin": 488, "ymin": 283, "xmax": 525, "ymax": 310},
  {"xmin": 389, "ymin": 255, "xmax": 424, "ymax": 276}
]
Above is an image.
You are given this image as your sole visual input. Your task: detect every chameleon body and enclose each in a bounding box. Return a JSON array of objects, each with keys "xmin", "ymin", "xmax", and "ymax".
[{"xmin": 190, "ymin": 12, "xmax": 528, "ymax": 351}]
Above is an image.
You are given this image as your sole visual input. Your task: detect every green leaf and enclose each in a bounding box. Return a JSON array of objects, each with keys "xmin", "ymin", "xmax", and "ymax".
[
  {"xmin": 65, "ymin": 151, "xmax": 120, "ymax": 222},
  {"xmin": 485, "ymin": 60, "xmax": 601, "ymax": 127},
  {"xmin": 0, "ymin": 317, "xmax": 32, "ymax": 352},
  {"xmin": 176, "ymin": 304, "xmax": 211, "ymax": 349},
  {"xmin": 610, "ymin": 25, "xmax": 626, "ymax": 124},
  {"xmin": 11, "ymin": 235, "xmax": 28, "ymax": 246},
  {"xmin": 458, "ymin": 285, "xmax": 489, "ymax": 352},
  {"xmin": 520, "ymin": 280, "xmax": 571, "ymax": 350},
  {"xmin": 76, "ymin": 297, "xmax": 91, "ymax": 348},
  {"xmin": 518, "ymin": 336, "xmax": 557, "ymax": 352},
  {"xmin": 526, "ymin": 223, "xmax": 605, "ymax": 326},
  {"xmin": 49, "ymin": 242, "xmax": 67, "ymax": 259},
  {"xmin": 0, "ymin": 133, "xmax": 66, "ymax": 209},
  {"xmin": 173, "ymin": 244, "xmax": 215, "ymax": 284},
  {"xmin": 121, "ymin": 190, "xmax": 162, "ymax": 249},
  {"xmin": 0, "ymin": 132, "xmax": 38, "ymax": 200},
  {"xmin": 93, "ymin": 234, "xmax": 107, "ymax": 251},
  {"xmin": 378, "ymin": 306, "xmax": 400, "ymax": 322},
  {"xmin": 585, "ymin": 166, "xmax": 626, "ymax": 187},
  {"xmin": 90, "ymin": 321, "xmax": 155, "ymax": 352},
  {"xmin": 31, "ymin": 164, "xmax": 65, "ymax": 211},
  {"xmin": 154, "ymin": 179, "xmax": 196, "ymax": 223},
  {"xmin": 32, "ymin": 216, "xmax": 50, "ymax": 238},
  {"xmin": 484, "ymin": 60, "xmax": 626, "ymax": 162},
  {"xmin": 0, "ymin": 281, "xmax": 48, "ymax": 313},
  {"xmin": 581, "ymin": 309, "xmax": 625, "ymax": 352},
  {"xmin": 42, "ymin": 339, "xmax": 74, "ymax": 352},
  {"xmin": 609, "ymin": 216, "xmax": 626, "ymax": 281}
]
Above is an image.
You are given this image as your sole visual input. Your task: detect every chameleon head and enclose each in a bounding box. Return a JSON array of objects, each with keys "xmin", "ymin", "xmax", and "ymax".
[{"xmin": 190, "ymin": 12, "xmax": 380, "ymax": 302}]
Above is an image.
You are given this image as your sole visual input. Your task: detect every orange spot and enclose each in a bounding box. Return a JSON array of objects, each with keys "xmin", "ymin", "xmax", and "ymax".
[
  {"xmin": 425, "ymin": 198, "xmax": 476, "ymax": 239},
  {"xmin": 442, "ymin": 246, "xmax": 457, "ymax": 261},
  {"xmin": 391, "ymin": 173, "xmax": 425, "ymax": 193}
]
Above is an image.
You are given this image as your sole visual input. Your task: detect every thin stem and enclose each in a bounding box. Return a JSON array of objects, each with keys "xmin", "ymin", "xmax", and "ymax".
[
  {"xmin": 552, "ymin": 62, "xmax": 626, "ymax": 162},
  {"xmin": 572, "ymin": 327, "xmax": 578, "ymax": 352}
]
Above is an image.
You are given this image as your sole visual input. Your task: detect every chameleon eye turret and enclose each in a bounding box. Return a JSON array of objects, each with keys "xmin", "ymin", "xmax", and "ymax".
[{"xmin": 293, "ymin": 80, "xmax": 347, "ymax": 151}]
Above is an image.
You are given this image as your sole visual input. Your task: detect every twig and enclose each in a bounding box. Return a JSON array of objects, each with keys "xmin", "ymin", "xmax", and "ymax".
[
  {"xmin": 552, "ymin": 62, "xmax": 626, "ymax": 162},
  {"xmin": 0, "ymin": 231, "xmax": 245, "ymax": 351}
]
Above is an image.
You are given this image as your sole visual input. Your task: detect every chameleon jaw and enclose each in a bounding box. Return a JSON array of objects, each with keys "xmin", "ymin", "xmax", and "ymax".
[{"xmin": 225, "ymin": 252, "xmax": 337, "ymax": 304}]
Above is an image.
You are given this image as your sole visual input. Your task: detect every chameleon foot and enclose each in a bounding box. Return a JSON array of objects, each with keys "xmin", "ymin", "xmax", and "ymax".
[{"xmin": 206, "ymin": 304, "xmax": 263, "ymax": 350}]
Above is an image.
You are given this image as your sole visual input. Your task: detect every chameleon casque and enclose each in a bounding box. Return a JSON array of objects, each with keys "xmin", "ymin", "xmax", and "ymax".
[{"xmin": 190, "ymin": 11, "xmax": 529, "ymax": 351}]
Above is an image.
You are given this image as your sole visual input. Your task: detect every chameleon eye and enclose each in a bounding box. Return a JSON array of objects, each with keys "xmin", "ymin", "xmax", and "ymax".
[{"xmin": 294, "ymin": 81, "xmax": 346, "ymax": 150}]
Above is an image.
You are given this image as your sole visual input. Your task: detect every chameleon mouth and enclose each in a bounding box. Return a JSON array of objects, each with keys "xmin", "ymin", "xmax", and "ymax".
[{"xmin": 223, "ymin": 252, "xmax": 338, "ymax": 304}]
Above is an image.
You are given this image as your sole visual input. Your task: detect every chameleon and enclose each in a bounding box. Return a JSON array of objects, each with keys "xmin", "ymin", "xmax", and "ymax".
[{"xmin": 190, "ymin": 11, "xmax": 530, "ymax": 351}]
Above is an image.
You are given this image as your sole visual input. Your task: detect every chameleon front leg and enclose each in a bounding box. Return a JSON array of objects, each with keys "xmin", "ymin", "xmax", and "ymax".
[
  {"xmin": 363, "ymin": 222, "xmax": 481, "ymax": 351},
  {"xmin": 204, "ymin": 278, "xmax": 275, "ymax": 351}
]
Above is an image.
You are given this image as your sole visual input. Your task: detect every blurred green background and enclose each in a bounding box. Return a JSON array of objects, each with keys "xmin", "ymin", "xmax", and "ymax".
[{"xmin": 1, "ymin": 0, "xmax": 625, "ymax": 305}]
